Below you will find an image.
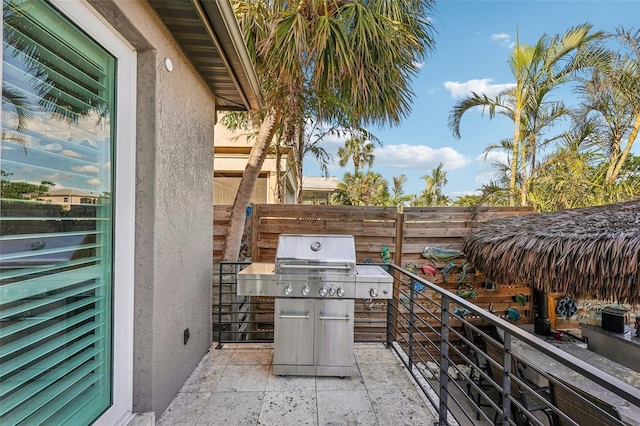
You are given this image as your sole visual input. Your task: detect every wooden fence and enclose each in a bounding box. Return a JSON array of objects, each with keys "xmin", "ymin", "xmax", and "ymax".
[
  {"xmin": 215, "ymin": 204, "xmax": 533, "ymax": 265},
  {"xmin": 214, "ymin": 204, "xmax": 536, "ymax": 348}
]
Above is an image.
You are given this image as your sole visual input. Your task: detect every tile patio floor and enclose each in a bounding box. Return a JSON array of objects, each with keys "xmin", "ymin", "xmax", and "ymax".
[{"xmin": 157, "ymin": 342, "xmax": 438, "ymax": 426}]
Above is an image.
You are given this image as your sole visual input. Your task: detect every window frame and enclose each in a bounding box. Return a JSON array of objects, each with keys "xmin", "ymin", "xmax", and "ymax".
[{"xmin": 42, "ymin": 1, "xmax": 136, "ymax": 424}]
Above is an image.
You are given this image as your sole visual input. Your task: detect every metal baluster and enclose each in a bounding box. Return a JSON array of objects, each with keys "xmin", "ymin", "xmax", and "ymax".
[{"xmin": 439, "ymin": 295, "xmax": 450, "ymax": 425}]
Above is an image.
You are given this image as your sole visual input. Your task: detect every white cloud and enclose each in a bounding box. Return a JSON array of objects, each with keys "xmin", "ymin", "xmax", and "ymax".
[
  {"xmin": 491, "ymin": 33, "xmax": 515, "ymax": 49},
  {"xmin": 374, "ymin": 144, "xmax": 470, "ymax": 170},
  {"xmin": 72, "ymin": 165, "xmax": 99, "ymax": 173},
  {"xmin": 320, "ymin": 132, "xmax": 348, "ymax": 145},
  {"xmin": 61, "ymin": 149, "xmax": 84, "ymax": 159},
  {"xmin": 444, "ymin": 79, "xmax": 515, "ymax": 99},
  {"xmin": 87, "ymin": 178, "xmax": 102, "ymax": 186},
  {"xmin": 413, "ymin": 61, "xmax": 424, "ymax": 69},
  {"xmin": 450, "ymin": 190, "xmax": 482, "ymax": 197},
  {"xmin": 475, "ymin": 150, "xmax": 509, "ymax": 184}
]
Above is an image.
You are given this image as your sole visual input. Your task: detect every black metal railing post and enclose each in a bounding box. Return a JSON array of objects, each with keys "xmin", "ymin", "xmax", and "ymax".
[
  {"xmin": 501, "ymin": 331, "xmax": 513, "ymax": 422},
  {"xmin": 215, "ymin": 262, "xmax": 225, "ymax": 349},
  {"xmin": 439, "ymin": 294, "xmax": 450, "ymax": 425},
  {"xmin": 386, "ymin": 285, "xmax": 394, "ymax": 347},
  {"xmin": 408, "ymin": 277, "xmax": 415, "ymax": 371}
]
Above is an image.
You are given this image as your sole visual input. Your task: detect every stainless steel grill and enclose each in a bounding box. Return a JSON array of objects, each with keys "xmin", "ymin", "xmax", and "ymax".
[{"xmin": 237, "ymin": 234, "xmax": 393, "ymax": 377}]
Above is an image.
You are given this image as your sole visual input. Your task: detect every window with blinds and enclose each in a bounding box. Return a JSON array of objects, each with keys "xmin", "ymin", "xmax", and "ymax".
[{"xmin": 1, "ymin": 0, "xmax": 115, "ymax": 424}]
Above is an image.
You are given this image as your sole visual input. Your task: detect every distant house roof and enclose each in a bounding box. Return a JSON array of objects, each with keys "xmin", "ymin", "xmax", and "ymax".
[
  {"xmin": 301, "ymin": 177, "xmax": 340, "ymax": 204},
  {"xmin": 302, "ymin": 177, "xmax": 340, "ymax": 191},
  {"xmin": 148, "ymin": 0, "xmax": 261, "ymax": 111},
  {"xmin": 48, "ymin": 188, "xmax": 98, "ymax": 198}
]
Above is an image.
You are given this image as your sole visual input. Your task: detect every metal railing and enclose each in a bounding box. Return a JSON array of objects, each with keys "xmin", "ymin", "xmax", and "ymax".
[
  {"xmin": 214, "ymin": 262, "xmax": 389, "ymax": 346},
  {"xmin": 214, "ymin": 262, "xmax": 640, "ymax": 425}
]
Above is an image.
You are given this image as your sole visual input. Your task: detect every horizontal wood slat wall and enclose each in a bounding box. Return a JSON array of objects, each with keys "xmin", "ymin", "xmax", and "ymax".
[
  {"xmin": 401, "ymin": 206, "xmax": 535, "ymax": 328},
  {"xmin": 249, "ymin": 204, "xmax": 398, "ymax": 263},
  {"xmin": 213, "ymin": 204, "xmax": 535, "ymax": 347}
]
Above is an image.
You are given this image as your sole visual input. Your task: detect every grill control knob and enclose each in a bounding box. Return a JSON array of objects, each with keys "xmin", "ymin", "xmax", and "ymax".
[
  {"xmin": 329, "ymin": 288, "xmax": 336, "ymax": 296},
  {"xmin": 336, "ymin": 288, "xmax": 345, "ymax": 297},
  {"xmin": 369, "ymin": 288, "xmax": 379, "ymax": 298},
  {"xmin": 319, "ymin": 287, "xmax": 328, "ymax": 297},
  {"xmin": 284, "ymin": 285, "xmax": 293, "ymax": 296},
  {"xmin": 301, "ymin": 286, "xmax": 310, "ymax": 296}
]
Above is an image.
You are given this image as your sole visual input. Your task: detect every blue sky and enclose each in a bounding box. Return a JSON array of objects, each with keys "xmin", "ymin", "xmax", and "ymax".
[{"xmin": 302, "ymin": 0, "xmax": 640, "ymax": 199}]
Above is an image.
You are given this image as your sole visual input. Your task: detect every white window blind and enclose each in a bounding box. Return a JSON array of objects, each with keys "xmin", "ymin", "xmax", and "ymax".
[{"xmin": 1, "ymin": 0, "xmax": 116, "ymax": 424}]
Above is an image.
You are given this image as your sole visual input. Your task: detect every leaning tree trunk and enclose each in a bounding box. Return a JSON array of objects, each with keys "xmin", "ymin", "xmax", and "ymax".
[
  {"xmin": 295, "ymin": 124, "xmax": 304, "ymax": 204},
  {"xmin": 608, "ymin": 113, "xmax": 639, "ymax": 183},
  {"xmin": 222, "ymin": 110, "xmax": 282, "ymax": 262}
]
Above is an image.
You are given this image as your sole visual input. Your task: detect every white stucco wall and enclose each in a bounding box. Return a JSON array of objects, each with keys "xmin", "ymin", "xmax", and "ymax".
[{"xmin": 88, "ymin": 0, "xmax": 215, "ymax": 417}]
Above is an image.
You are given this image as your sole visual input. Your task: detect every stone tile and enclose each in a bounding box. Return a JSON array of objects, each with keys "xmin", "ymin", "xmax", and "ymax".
[
  {"xmin": 195, "ymin": 392, "xmax": 263, "ymax": 425},
  {"xmin": 354, "ymin": 343, "xmax": 402, "ymax": 365},
  {"xmin": 200, "ymin": 346, "xmax": 235, "ymax": 366},
  {"xmin": 229, "ymin": 348, "xmax": 273, "ymax": 365},
  {"xmin": 213, "ymin": 364, "xmax": 270, "ymax": 392},
  {"xmin": 316, "ymin": 367, "xmax": 366, "ymax": 391},
  {"xmin": 359, "ymin": 362, "xmax": 413, "ymax": 390},
  {"xmin": 369, "ymin": 389, "xmax": 435, "ymax": 426},
  {"xmin": 226, "ymin": 342, "xmax": 274, "ymax": 349},
  {"xmin": 181, "ymin": 363, "xmax": 227, "ymax": 393},
  {"xmin": 258, "ymin": 391, "xmax": 317, "ymax": 425},
  {"xmin": 157, "ymin": 392, "xmax": 211, "ymax": 426},
  {"xmin": 266, "ymin": 374, "xmax": 316, "ymax": 392},
  {"xmin": 317, "ymin": 390, "xmax": 378, "ymax": 426},
  {"xmin": 126, "ymin": 412, "xmax": 154, "ymax": 426}
]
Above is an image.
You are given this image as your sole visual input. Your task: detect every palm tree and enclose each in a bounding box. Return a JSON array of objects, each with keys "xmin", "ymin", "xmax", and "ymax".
[
  {"xmin": 576, "ymin": 27, "xmax": 640, "ymax": 184},
  {"xmin": 332, "ymin": 171, "xmax": 389, "ymax": 206},
  {"xmin": 337, "ymin": 136, "xmax": 375, "ymax": 175},
  {"xmin": 448, "ymin": 24, "xmax": 608, "ymax": 206},
  {"xmin": 388, "ymin": 175, "xmax": 413, "ymax": 209},
  {"xmin": 222, "ymin": 0, "xmax": 436, "ymax": 261},
  {"xmin": 413, "ymin": 162, "xmax": 450, "ymax": 206}
]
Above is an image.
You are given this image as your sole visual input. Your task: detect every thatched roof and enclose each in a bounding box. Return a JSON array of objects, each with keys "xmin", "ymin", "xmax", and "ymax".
[{"xmin": 463, "ymin": 199, "xmax": 640, "ymax": 304}]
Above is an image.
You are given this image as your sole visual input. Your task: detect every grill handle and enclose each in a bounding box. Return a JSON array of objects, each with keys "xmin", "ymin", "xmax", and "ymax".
[
  {"xmin": 278, "ymin": 264, "xmax": 352, "ymax": 271},
  {"xmin": 318, "ymin": 313, "xmax": 350, "ymax": 321},
  {"xmin": 278, "ymin": 312, "xmax": 310, "ymax": 319}
]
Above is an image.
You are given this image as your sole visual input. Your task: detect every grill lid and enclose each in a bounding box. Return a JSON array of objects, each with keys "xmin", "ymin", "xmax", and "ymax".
[{"xmin": 275, "ymin": 234, "xmax": 356, "ymax": 274}]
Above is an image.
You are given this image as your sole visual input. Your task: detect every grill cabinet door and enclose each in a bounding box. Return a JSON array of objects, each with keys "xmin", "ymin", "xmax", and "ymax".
[
  {"xmin": 274, "ymin": 298, "xmax": 314, "ymax": 366},
  {"xmin": 314, "ymin": 299, "xmax": 354, "ymax": 367}
]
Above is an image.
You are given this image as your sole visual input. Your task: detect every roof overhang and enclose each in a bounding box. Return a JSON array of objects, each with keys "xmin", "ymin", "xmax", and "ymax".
[{"xmin": 148, "ymin": 0, "xmax": 262, "ymax": 111}]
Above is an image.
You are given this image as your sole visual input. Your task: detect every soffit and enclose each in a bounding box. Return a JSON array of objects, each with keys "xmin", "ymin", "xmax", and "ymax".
[{"xmin": 148, "ymin": 0, "xmax": 261, "ymax": 111}]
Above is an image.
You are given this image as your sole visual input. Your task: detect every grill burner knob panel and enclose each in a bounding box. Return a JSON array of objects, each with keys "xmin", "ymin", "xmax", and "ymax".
[
  {"xmin": 369, "ymin": 288, "xmax": 379, "ymax": 298},
  {"xmin": 337, "ymin": 288, "xmax": 345, "ymax": 297},
  {"xmin": 301, "ymin": 286, "xmax": 310, "ymax": 296},
  {"xmin": 319, "ymin": 287, "xmax": 328, "ymax": 297},
  {"xmin": 284, "ymin": 285, "xmax": 293, "ymax": 296}
]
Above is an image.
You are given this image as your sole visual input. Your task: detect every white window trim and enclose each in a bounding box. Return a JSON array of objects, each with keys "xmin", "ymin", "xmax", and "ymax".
[{"xmin": 46, "ymin": 1, "xmax": 137, "ymax": 424}]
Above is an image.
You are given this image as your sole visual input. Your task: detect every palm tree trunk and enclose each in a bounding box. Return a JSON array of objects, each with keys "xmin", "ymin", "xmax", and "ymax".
[
  {"xmin": 608, "ymin": 112, "xmax": 639, "ymax": 183},
  {"xmin": 222, "ymin": 110, "xmax": 282, "ymax": 262},
  {"xmin": 509, "ymin": 110, "xmax": 521, "ymax": 206},
  {"xmin": 520, "ymin": 139, "xmax": 528, "ymax": 206},
  {"xmin": 529, "ymin": 134, "xmax": 537, "ymax": 196},
  {"xmin": 296, "ymin": 124, "xmax": 304, "ymax": 204},
  {"xmin": 275, "ymin": 137, "xmax": 283, "ymax": 203}
]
